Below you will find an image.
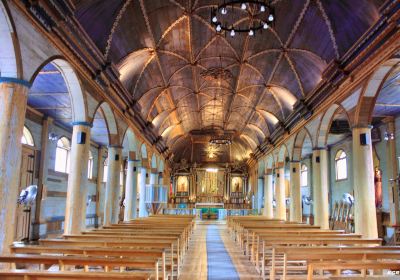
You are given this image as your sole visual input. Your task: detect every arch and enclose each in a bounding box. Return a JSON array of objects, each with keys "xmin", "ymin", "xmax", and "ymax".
[
  {"xmin": 30, "ymin": 58, "xmax": 88, "ymax": 123},
  {"xmin": 21, "ymin": 126, "xmax": 35, "ymax": 147},
  {"xmin": 292, "ymin": 128, "xmax": 313, "ymax": 161},
  {"xmin": 121, "ymin": 128, "xmax": 138, "ymax": 158},
  {"xmin": 0, "ymin": 1, "xmax": 18, "ymax": 78},
  {"xmin": 265, "ymin": 153, "xmax": 275, "ymax": 171},
  {"xmin": 355, "ymin": 58, "xmax": 400, "ymax": 126},
  {"xmin": 140, "ymin": 143, "xmax": 148, "ymax": 159},
  {"xmin": 277, "ymin": 144, "xmax": 288, "ymax": 164},
  {"xmin": 91, "ymin": 101, "xmax": 119, "ymax": 145}
]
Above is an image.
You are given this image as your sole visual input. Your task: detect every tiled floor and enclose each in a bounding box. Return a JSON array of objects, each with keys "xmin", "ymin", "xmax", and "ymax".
[{"xmin": 179, "ymin": 221, "xmax": 261, "ymax": 280}]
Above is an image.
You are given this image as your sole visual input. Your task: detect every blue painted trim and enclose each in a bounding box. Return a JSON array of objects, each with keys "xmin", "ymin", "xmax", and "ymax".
[
  {"xmin": 71, "ymin": 121, "xmax": 92, "ymax": 127},
  {"xmin": 0, "ymin": 77, "xmax": 31, "ymax": 88},
  {"xmin": 108, "ymin": 145, "xmax": 123, "ymax": 149}
]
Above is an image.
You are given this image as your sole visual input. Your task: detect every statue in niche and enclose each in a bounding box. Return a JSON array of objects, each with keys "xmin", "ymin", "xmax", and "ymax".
[{"xmin": 374, "ymin": 167, "xmax": 382, "ymax": 209}]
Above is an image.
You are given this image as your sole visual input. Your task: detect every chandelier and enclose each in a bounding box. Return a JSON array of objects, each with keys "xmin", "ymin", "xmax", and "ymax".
[{"xmin": 211, "ymin": 1, "xmax": 275, "ymax": 36}]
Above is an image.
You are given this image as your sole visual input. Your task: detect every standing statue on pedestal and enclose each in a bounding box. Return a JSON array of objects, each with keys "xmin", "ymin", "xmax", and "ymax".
[{"xmin": 374, "ymin": 167, "xmax": 383, "ymax": 209}]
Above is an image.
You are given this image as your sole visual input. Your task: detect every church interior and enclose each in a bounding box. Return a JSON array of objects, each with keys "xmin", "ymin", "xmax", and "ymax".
[{"xmin": 0, "ymin": 0, "xmax": 400, "ymax": 279}]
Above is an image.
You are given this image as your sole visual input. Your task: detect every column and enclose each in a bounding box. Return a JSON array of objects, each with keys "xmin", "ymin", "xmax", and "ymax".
[
  {"xmin": 95, "ymin": 146, "xmax": 105, "ymax": 226},
  {"xmin": 32, "ymin": 116, "xmax": 52, "ymax": 239},
  {"xmin": 138, "ymin": 167, "xmax": 147, "ymax": 217},
  {"xmin": 290, "ymin": 161, "xmax": 302, "ymax": 223},
  {"xmin": 0, "ymin": 79, "xmax": 29, "ymax": 254},
  {"xmin": 263, "ymin": 170, "xmax": 273, "ymax": 218},
  {"xmin": 103, "ymin": 146, "xmax": 121, "ymax": 226},
  {"xmin": 64, "ymin": 123, "xmax": 91, "ymax": 234},
  {"xmin": 275, "ymin": 166, "xmax": 286, "ymax": 220},
  {"xmin": 257, "ymin": 177, "xmax": 264, "ymax": 214},
  {"xmin": 312, "ymin": 149, "xmax": 329, "ymax": 229},
  {"xmin": 384, "ymin": 119, "xmax": 400, "ymax": 225},
  {"xmin": 124, "ymin": 158, "xmax": 138, "ymax": 221},
  {"xmin": 352, "ymin": 126, "xmax": 378, "ymax": 238}
]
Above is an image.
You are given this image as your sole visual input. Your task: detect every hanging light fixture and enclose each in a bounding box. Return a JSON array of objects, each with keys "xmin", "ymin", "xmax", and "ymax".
[{"xmin": 210, "ymin": 1, "xmax": 276, "ymax": 36}]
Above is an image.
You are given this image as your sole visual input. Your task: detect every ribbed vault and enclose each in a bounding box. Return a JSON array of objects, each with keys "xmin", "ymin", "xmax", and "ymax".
[{"xmin": 73, "ymin": 0, "xmax": 385, "ymax": 163}]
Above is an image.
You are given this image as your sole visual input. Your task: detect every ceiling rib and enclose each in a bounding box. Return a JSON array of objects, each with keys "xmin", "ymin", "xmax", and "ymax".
[{"xmin": 139, "ymin": 0, "xmax": 183, "ymax": 135}]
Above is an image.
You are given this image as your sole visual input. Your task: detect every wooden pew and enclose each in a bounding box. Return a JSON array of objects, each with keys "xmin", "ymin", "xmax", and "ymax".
[
  {"xmin": 307, "ymin": 260, "xmax": 400, "ymax": 280},
  {"xmin": 0, "ymin": 254, "xmax": 159, "ymax": 279},
  {"xmin": 270, "ymin": 246, "xmax": 400, "ymax": 279},
  {"xmin": 0, "ymin": 270, "xmax": 152, "ymax": 279},
  {"xmin": 2, "ymin": 215, "xmax": 195, "ymax": 280}
]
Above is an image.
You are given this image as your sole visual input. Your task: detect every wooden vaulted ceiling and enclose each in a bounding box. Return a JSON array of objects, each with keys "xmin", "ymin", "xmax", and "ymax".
[{"xmin": 73, "ymin": 0, "xmax": 385, "ymax": 163}]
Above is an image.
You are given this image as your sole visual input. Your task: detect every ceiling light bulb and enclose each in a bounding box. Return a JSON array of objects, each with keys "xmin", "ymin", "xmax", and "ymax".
[
  {"xmin": 216, "ymin": 24, "xmax": 222, "ymax": 32},
  {"xmin": 241, "ymin": 3, "xmax": 246, "ymax": 10},
  {"xmin": 260, "ymin": 5, "xmax": 266, "ymax": 12},
  {"xmin": 268, "ymin": 14, "xmax": 274, "ymax": 22},
  {"xmin": 212, "ymin": 15, "xmax": 218, "ymax": 23},
  {"xmin": 221, "ymin": 7, "xmax": 227, "ymax": 15},
  {"xmin": 230, "ymin": 29, "xmax": 235, "ymax": 37},
  {"xmin": 249, "ymin": 29, "xmax": 254, "ymax": 36},
  {"xmin": 263, "ymin": 22, "xmax": 269, "ymax": 29}
]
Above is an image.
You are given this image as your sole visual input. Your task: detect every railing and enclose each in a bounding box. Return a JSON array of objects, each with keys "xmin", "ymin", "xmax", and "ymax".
[{"xmin": 162, "ymin": 208, "xmax": 258, "ymax": 220}]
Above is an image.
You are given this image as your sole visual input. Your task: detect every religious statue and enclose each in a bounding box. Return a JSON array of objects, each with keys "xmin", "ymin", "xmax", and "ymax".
[{"xmin": 374, "ymin": 167, "xmax": 382, "ymax": 209}]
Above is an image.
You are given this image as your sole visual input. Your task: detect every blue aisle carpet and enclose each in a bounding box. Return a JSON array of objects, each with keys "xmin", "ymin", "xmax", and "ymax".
[{"xmin": 206, "ymin": 225, "xmax": 240, "ymax": 280}]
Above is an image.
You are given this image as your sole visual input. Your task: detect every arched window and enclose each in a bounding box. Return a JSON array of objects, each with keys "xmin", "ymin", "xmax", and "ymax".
[
  {"xmin": 335, "ymin": 150, "xmax": 348, "ymax": 180},
  {"xmin": 103, "ymin": 158, "xmax": 108, "ymax": 183},
  {"xmin": 300, "ymin": 164, "xmax": 308, "ymax": 187},
  {"xmin": 55, "ymin": 137, "xmax": 70, "ymax": 173},
  {"xmin": 21, "ymin": 126, "xmax": 34, "ymax": 146},
  {"xmin": 87, "ymin": 150, "xmax": 93, "ymax": 179}
]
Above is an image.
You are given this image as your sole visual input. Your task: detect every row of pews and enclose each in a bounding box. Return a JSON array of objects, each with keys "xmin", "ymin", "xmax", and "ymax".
[
  {"xmin": 0, "ymin": 214, "xmax": 195, "ymax": 280},
  {"xmin": 228, "ymin": 216, "xmax": 400, "ymax": 280}
]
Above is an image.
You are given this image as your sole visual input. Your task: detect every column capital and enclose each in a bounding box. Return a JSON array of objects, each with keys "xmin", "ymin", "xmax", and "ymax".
[
  {"xmin": 0, "ymin": 77, "xmax": 31, "ymax": 88},
  {"xmin": 312, "ymin": 147, "xmax": 327, "ymax": 151},
  {"xmin": 351, "ymin": 124, "xmax": 373, "ymax": 130},
  {"xmin": 107, "ymin": 145, "xmax": 123, "ymax": 149},
  {"xmin": 71, "ymin": 121, "xmax": 92, "ymax": 127}
]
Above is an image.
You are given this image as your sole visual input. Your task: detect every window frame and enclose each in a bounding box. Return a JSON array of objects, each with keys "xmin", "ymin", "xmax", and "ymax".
[
  {"xmin": 87, "ymin": 150, "xmax": 93, "ymax": 179},
  {"xmin": 335, "ymin": 149, "xmax": 348, "ymax": 181},
  {"xmin": 21, "ymin": 126, "xmax": 35, "ymax": 147},
  {"xmin": 55, "ymin": 136, "xmax": 71, "ymax": 174},
  {"xmin": 300, "ymin": 164, "xmax": 308, "ymax": 187}
]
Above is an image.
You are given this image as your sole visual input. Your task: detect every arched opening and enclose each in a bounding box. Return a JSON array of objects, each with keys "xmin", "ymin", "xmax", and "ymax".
[
  {"xmin": 28, "ymin": 59, "xmax": 87, "ymax": 128},
  {"xmin": 335, "ymin": 149, "xmax": 348, "ymax": 181},
  {"xmin": 21, "ymin": 126, "xmax": 34, "ymax": 147},
  {"xmin": 0, "ymin": 1, "xmax": 18, "ymax": 78}
]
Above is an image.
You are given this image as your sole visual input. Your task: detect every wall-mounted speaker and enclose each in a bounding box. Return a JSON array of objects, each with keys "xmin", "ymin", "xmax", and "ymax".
[
  {"xmin": 77, "ymin": 132, "xmax": 86, "ymax": 144},
  {"xmin": 292, "ymin": 167, "xmax": 296, "ymax": 173},
  {"xmin": 316, "ymin": 156, "xmax": 320, "ymax": 163},
  {"xmin": 115, "ymin": 154, "xmax": 119, "ymax": 161},
  {"xmin": 133, "ymin": 167, "xmax": 137, "ymax": 172},
  {"xmin": 360, "ymin": 133, "xmax": 369, "ymax": 145}
]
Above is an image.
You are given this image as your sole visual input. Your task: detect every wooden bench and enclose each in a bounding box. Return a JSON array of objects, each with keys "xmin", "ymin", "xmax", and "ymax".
[
  {"xmin": 0, "ymin": 254, "xmax": 159, "ymax": 278},
  {"xmin": 0, "ymin": 270, "xmax": 152, "ymax": 279}
]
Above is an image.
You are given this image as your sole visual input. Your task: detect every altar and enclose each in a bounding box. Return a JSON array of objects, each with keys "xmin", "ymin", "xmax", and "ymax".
[{"xmin": 195, "ymin": 202, "xmax": 224, "ymax": 209}]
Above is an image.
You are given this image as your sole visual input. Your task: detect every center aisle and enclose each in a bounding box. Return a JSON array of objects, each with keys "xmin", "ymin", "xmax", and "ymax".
[{"xmin": 179, "ymin": 220, "xmax": 261, "ymax": 280}]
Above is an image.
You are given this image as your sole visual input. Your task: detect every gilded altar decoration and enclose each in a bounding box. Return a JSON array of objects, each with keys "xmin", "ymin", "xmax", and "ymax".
[
  {"xmin": 177, "ymin": 176, "xmax": 189, "ymax": 193},
  {"xmin": 231, "ymin": 177, "xmax": 243, "ymax": 193}
]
